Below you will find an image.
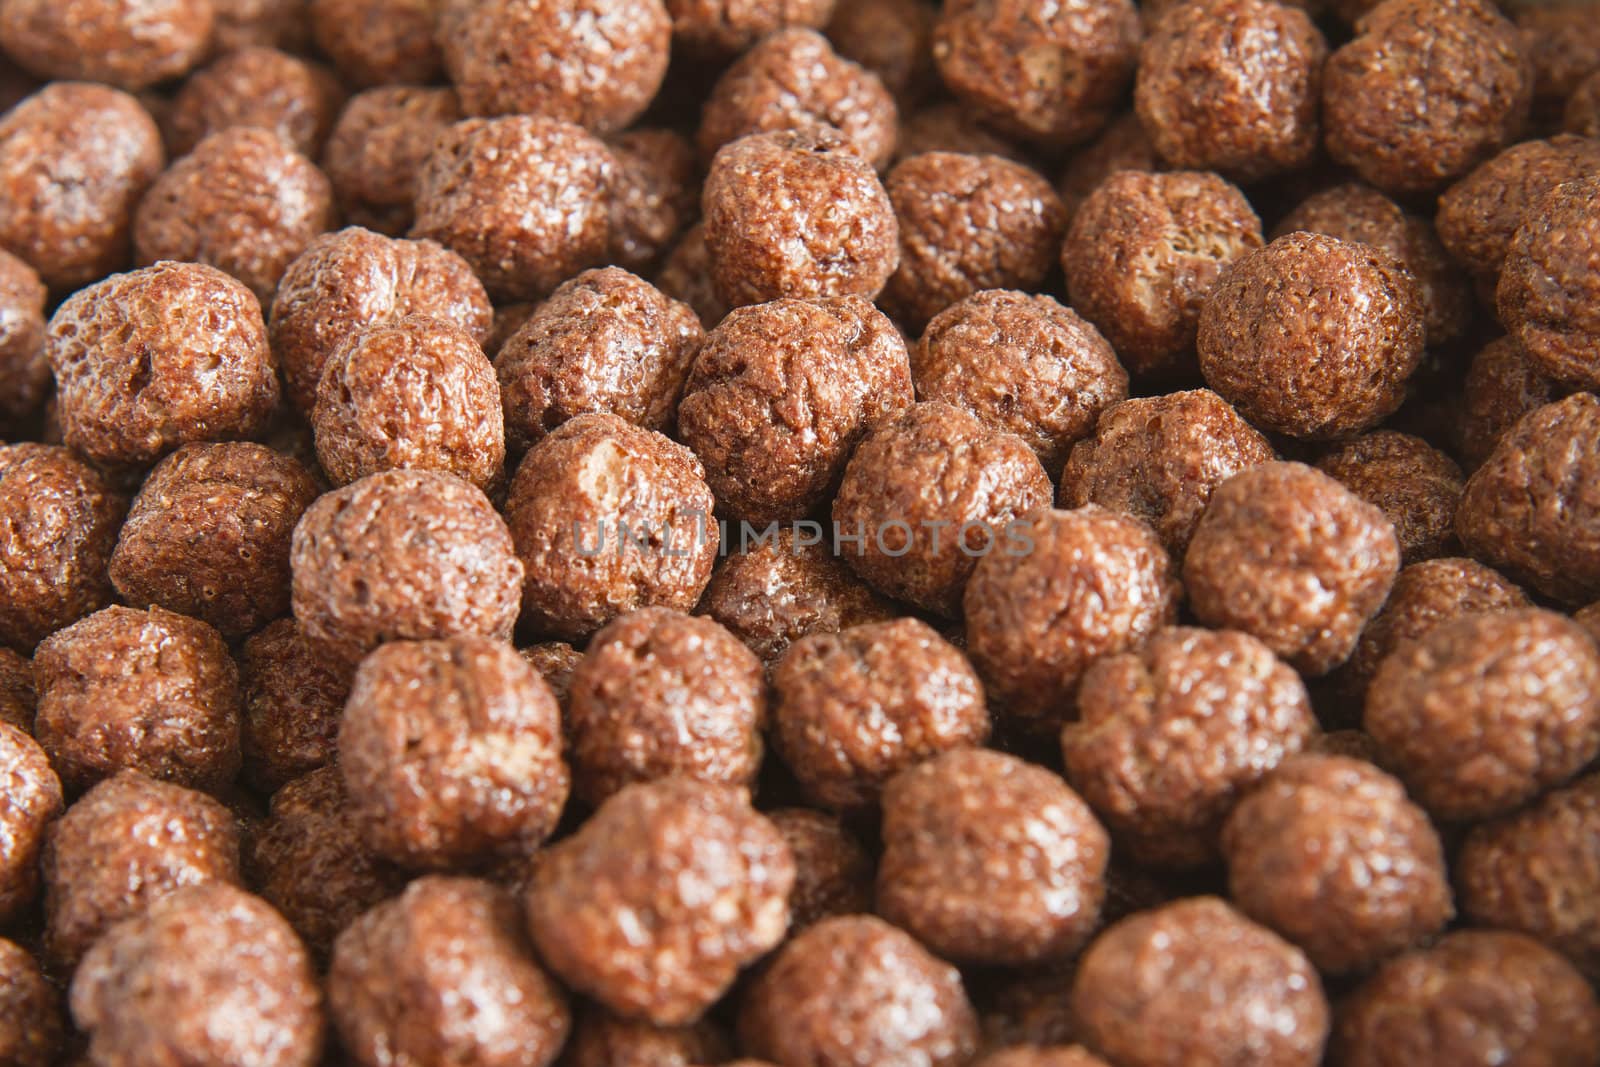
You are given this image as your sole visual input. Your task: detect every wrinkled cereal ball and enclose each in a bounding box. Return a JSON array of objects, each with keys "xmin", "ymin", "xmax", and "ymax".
[
  {"xmin": 826, "ymin": 0, "xmax": 935, "ymax": 106},
  {"xmin": 519, "ymin": 642, "xmax": 582, "ymax": 707},
  {"xmin": 1056, "ymin": 112, "xmax": 1162, "ymax": 223},
  {"xmin": 240, "ymin": 620, "xmax": 351, "ymax": 792},
  {"xmin": 0, "ymin": 249, "xmax": 46, "ymax": 425},
  {"xmin": 1314, "ymin": 431, "xmax": 1463, "ymax": 565},
  {"xmin": 607, "ymin": 129, "xmax": 698, "ymax": 273},
  {"xmin": 0, "ymin": 939, "xmax": 62, "ymax": 1067},
  {"xmin": 1461, "ymin": 337, "xmax": 1561, "ymax": 470},
  {"xmin": 1498, "ymin": 174, "xmax": 1600, "ymax": 390},
  {"xmin": 165, "ymin": 47, "xmax": 342, "ymax": 158},
  {"xmin": 322, "ymin": 87, "xmax": 461, "ymax": 237},
  {"xmin": 896, "ymin": 101, "xmax": 1028, "ymax": 164},
  {"xmin": 1567, "ymin": 69, "xmax": 1600, "ymax": 136},
  {"xmin": 0, "ymin": 723, "xmax": 61, "ymax": 923},
  {"xmin": 655, "ymin": 223, "xmax": 727, "ymax": 330},
  {"xmin": 526, "ymin": 779, "xmax": 794, "ymax": 1025},
  {"xmin": 309, "ymin": 0, "xmax": 441, "ymax": 87},
  {"xmin": 1197, "ymin": 232, "xmax": 1425, "ymax": 440},
  {"xmin": 0, "ymin": 649, "xmax": 32, "ymax": 731},
  {"xmin": 771, "ymin": 617, "xmax": 990, "ymax": 809},
  {"xmin": 666, "ymin": 0, "xmax": 836, "ymax": 55},
  {"xmin": 0, "ymin": 0, "xmax": 213, "ymax": 91},
  {"xmin": 740, "ymin": 915, "xmax": 979, "ymax": 1067},
  {"xmin": 768, "ymin": 808, "xmax": 873, "ymax": 928}
]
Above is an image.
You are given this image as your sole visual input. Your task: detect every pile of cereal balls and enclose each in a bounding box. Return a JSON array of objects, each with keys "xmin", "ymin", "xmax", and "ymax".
[{"xmin": 4, "ymin": 0, "xmax": 1600, "ymax": 1062}]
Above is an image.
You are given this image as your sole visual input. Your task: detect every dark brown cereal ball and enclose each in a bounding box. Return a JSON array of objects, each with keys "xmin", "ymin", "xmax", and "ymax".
[
  {"xmin": 0, "ymin": 83, "xmax": 164, "ymax": 291},
  {"xmin": 330, "ymin": 876, "xmax": 569, "ymax": 1067},
  {"xmin": 70, "ymin": 883, "xmax": 322, "ymax": 1067},
  {"xmin": 978, "ymin": 968, "xmax": 1088, "ymax": 1060},
  {"xmin": 832, "ymin": 401, "xmax": 1054, "ymax": 616},
  {"xmin": 309, "ymin": 0, "xmax": 441, "ymax": 87},
  {"xmin": 0, "ymin": 0, "xmax": 213, "ymax": 91},
  {"xmin": 505, "ymin": 413, "xmax": 719, "ymax": 640},
  {"xmin": 1197, "ymin": 232, "xmax": 1426, "ymax": 439},
  {"xmin": 270, "ymin": 227, "xmax": 493, "ymax": 413},
  {"xmin": 974, "ymin": 1050, "xmax": 1110, "ymax": 1067},
  {"xmin": 1518, "ymin": 3, "xmax": 1600, "ymax": 117},
  {"xmin": 165, "ymin": 47, "xmax": 342, "ymax": 159},
  {"xmin": 895, "ymin": 101, "xmax": 1029, "ymax": 164},
  {"xmin": 698, "ymin": 29, "xmax": 898, "ymax": 172},
  {"xmin": 879, "ymin": 748, "xmax": 1109, "ymax": 965},
  {"xmin": 440, "ymin": 0, "xmax": 669, "ymax": 133},
  {"xmin": 1323, "ymin": 0, "xmax": 1530, "ymax": 196},
  {"xmin": 526, "ymin": 779, "xmax": 794, "ymax": 1025},
  {"xmin": 1185, "ymin": 462, "xmax": 1400, "ymax": 676},
  {"xmin": 109, "ymin": 442, "xmax": 320, "ymax": 639},
  {"xmin": 883, "ymin": 153, "xmax": 1066, "ymax": 332},
  {"xmin": 1314, "ymin": 431, "xmax": 1464, "ymax": 565},
  {"xmin": 1059, "ymin": 390, "xmax": 1274, "ymax": 560},
  {"xmin": 519, "ymin": 641, "xmax": 582, "ymax": 707},
  {"xmin": 412, "ymin": 116, "xmax": 615, "ymax": 303},
  {"xmin": 0, "ymin": 723, "xmax": 61, "ymax": 923},
  {"xmin": 42, "ymin": 771, "xmax": 240, "ymax": 970},
  {"xmin": 702, "ymin": 127, "xmax": 899, "ymax": 308},
  {"xmin": 964, "ymin": 505, "xmax": 1181, "ymax": 725},
  {"xmin": 607, "ymin": 129, "xmax": 698, "ymax": 273},
  {"xmin": 826, "ymin": 0, "xmax": 935, "ymax": 107},
  {"xmin": 210, "ymin": 0, "xmax": 310, "ymax": 55},
  {"xmin": 1063, "ymin": 170, "xmax": 1262, "ymax": 378},
  {"xmin": 48, "ymin": 262, "xmax": 279, "ymax": 468},
  {"xmin": 1056, "ymin": 112, "xmax": 1162, "ymax": 223},
  {"xmin": 1331, "ymin": 931, "xmax": 1600, "ymax": 1067},
  {"xmin": 1461, "ymin": 337, "xmax": 1561, "ymax": 470},
  {"xmin": 655, "ymin": 223, "xmax": 728, "ymax": 330},
  {"xmin": 0, "ymin": 939, "xmax": 62, "ymax": 1067},
  {"xmin": 291, "ymin": 469, "xmax": 523, "ymax": 665},
  {"xmin": 1365, "ymin": 608, "xmax": 1600, "ymax": 821},
  {"xmin": 767, "ymin": 807, "xmax": 873, "ymax": 929},
  {"xmin": 931, "ymin": 0, "xmax": 1141, "ymax": 146},
  {"xmin": 340, "ymin": 635, "xmax": 568, "ymax": 869},
  {"xmin": 495, "ymin": 268, "xmax": 703, "ymax": 454},
  {"xmin": 0, "ymin": 248, "xmax": 46, "ymax": 425},
  {"xmin": 1063, "ymin": 626, "xmax": 1317, "ymax": 869},
  {"xmin": 1071, "ymin": 898, "xmax": 1328, "ymax": 1067},
  {"xmin": 0, "ymin": 648, "xmax": 33, "ymax": 731},
  {"xmin": 240, "ymin": 620, "xmax": 351, "ymax": 793},
  {"xmin": 665, "ymin": 0, "xmax": 836, "ymax": 55},
  {"xmin": 1457, "ymin": 393, "xmax": 1600, "ymax": 603},
  {"xmin": 1567, "ymin": 69, "xmax": 1600, "ymax": 136},
  {"xmin": 0, "ymin": 444, "xmax": 124, "ymax": 653},
  {"xmin": 678, "ymin": 296, "xmax": 912, "ymax": 524},
  {"xmin": 322, "ymin": 87, "xmax": 461, "ymax": 237},
  {"xmin": 771, "ymin": 617, "xmax": 989, "ymax": 810},
  {"xmin": 563, "ymin": 1008, "xmax": 731, "ymax": 1067},
  {"xmin": 1498, "ymin": 174, "xmax": 1600, "ymax": 390},
  {"xmin": 34, "ymin": 606, "xmax": 241, "ymax": 793}
]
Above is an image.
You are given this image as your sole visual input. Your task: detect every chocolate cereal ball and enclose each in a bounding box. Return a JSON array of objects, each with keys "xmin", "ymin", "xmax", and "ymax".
[
  {"xmin": 0, "ymin": 723, "xmax": 61, "ymax": 923},
  {"xmin": 1323, "ymin": 0, "xmax": 1531, "ymax": 195},
  {"xmin": 330, "ymin": 877, "xmax": 570, "ymax": 1067},
  {"xmin": 702, "ymin": 127, "xmax": 899, "ymax": 307},
  {"xmin": 666, "ymin": 0, "xmax": 836, "ymax": 55},
  {"xmin": 0, "ymin": 940, "xmax": 62, "ymax": 1067},
  {"xmin": 412, "ymin": 116, "xmax": 614, "ymax": 303},
  {"xmin": 70, "ymin": 883, "xmax": 322, "ymax": 1067},
  {"xmin": 322, "ymin": 87, "xmax": 461, "ymax": 237},
  {"xmin": 308, "ymin": 0, "xmax": 440, "ymax": 87},
  {"xmin": 1063, "ymin": 170, "xmax": 1262, "ymax": 378},
  {"xmin": 505, "ymin": 413, "xmax": 718, "ymax": 640},
  {"xmin": 771, "ymin": 617, "xmax": 990, "ymax": 810},
  {"xmin": 42, "ymin": 771, "xmax": 240, "ymax": 970},
  {"xmin": 607, "ymin": 128, "xmax": 697, "ymax": 273},
  {"xmin": 826, "ymin": 0, "xmax": 935, "ymax": 107},
  {"xmin": 1365, "ymin": 608, "xmax": 1600, "ymax": 821},
  {"xmin": 883, "ymin": 152, "xmax": 1067, "ymax": 332},
  {"xmin": 1518, "ymin": 3, "xmax": 1600, "ymax": 119},
  {"xmin": 240, "ymin": 620, "xmax": 351, "ymax": 792},
  {"xmin": 1185, "ymin": 462, "xmax": 1400, "ymax": 676},
  {"xmin": 740, "ymin": 914, "xmax": 979, "ymax": 1067},
  {"xmin": 931, "ymin": 0, "xmax": 1141, "ymax": 146},
  {"xmin": 767, "ymin": 808, "xmax": 873, "ymax": 929},
  {"xmin": 1461, "ymin": 337, "xmax": 1561, "ymax": 470},
  {"xmin": 1314, "ymin": 431, "xmax": 1464, "ymax": 565},
  {"xmin": 1498, "ymin": 174, "xmax": 1600, "ymax": 389},
  {"xmin": 0, "ymin": 444, "xmax": 124, "ymax": 653},
  {"xmin": 340, "ymin": 635, "xmax": 568, "ymax": 869},
  {"xmin": 678, "ymin": 296, "xmax": 912, "ymax": 523},
  {"xmin": 209, "ymin": 0, "xmax": 309, "ymax": 54},
  {"xmin": 895, "ymin": 101, "xmax": 1028, "ymax": 164},
  {"xmin": 0, "ymin": 648, "xmax": 32, "ymax": 731},
  {"xmin": 879, "ymin": 748, "xmax": 1109, "ymax": 965},
  {"xmin": 0, "ymin": 0, "xmax": 212, "ymax": 91},
  {"xmin": 0, "ymin": 249, "xmax": 46, "ymax": 425},
  {"xmin": 0, "ymin": 83, "xmax": 164, "ymax": 291},
  {"xmin": 1071, "ymin": 898, "xmax": 1328, "ymax": 1067},
  {"xmin": 526, "ymin": 780, "xmax": 793, "ymax": 1025},
  {"xmin": 1059, "ymin": 390, "xmax": 1274, "ymax": 560},
  {"xmin": 1197, "ymin": 232, "xmax": 1425, "ymax": 439},
  {"xmin": 833, "ymin": 402, "xmax": 1054, "ymax": 616},
  {"xmin": 519, "ymin": 642, "xmax": 582, "ymax": 707},
  {"xmin": 964, "ymin": 505, "xmax": 1181, "ymax": 724},
  {"xmin": 563, "ymin": 1009, "xmax": 730, "ymax": 1067},
  {"xmin": 165, "ymin": 47, "xmax": 342, "ymax": 159}
]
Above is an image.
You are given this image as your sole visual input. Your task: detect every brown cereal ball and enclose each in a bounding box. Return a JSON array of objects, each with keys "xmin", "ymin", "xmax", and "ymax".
[
  {"xmin": 34, "ymin": 606, "xmax": 241, "ymax": 793},
  {"xmin": 1331, "ymin": 931, "xmax": 1600, "ymax": 1067},
  {"xmin": 826, "ymin": 0, "xmax": 935, "ymax": 107},
  {"xmin": 270, "ymin": 227, "xmax": 493, "ymax": 413},
  {"xmin": 210, "ymin": 0, "xmax": 309, "ymax": 55},
  {"xmin": 655, "ymin": 223, "xmax": 727, "ymax": 330},
  {"xmin": 70, "ymin": 883, "xmax": 322, "ymax": 1067},
  {"xmin": 340, "ymin": 635, "xmax": 568, "ymax": 869},
  {"xmin": 240, "ymin": 620, "xmax": 351, "ymax": 793},
  {"xmin": 1324, "ymin": 0, "xmax": 1530, "ymax": 196},
  {"xmin": 1197, "ymin": 232, "xmax": 1426, "ymax": 440},
  {"xmin": 247, "ymin": 766, "xmax": 406, "ymax": 958},
  {"xmin": 322, "ymin": 87, "xmax": 461, "ymax": 237},
  {"xmin": 740, "ymin": 914, "xmax": 979, "ymax": 1067},
  {"xmin": 931, "ymin": 0, "xmax": 1141, "ymax": 146},
  {"xmin": 883, "ymin": 153, "xmax": 1066, "ymax": 332},
  {"xmin": 1059, "ymin": 390, "xmax": 1274, "ymax": 560},
  {"xmin": 109, "ymin": 443, "xmax": 319, "ymax": 639},
  {"xmin": 1365, "ymin": 608, "xmax": 1600, "ymax": 822},
  {"xmin": 767, "ymin": 807, "xmax": 873, "ymax": 929},
  {"xmin": 964, "ymin": 505, "xmax": 1181, "ymax": 725},
  {"xmin": 506, "ymin": 413, "xmax": 718, "ymax": 640},
  {"xmin": 1273, "ymin": 182, "xmax": 1470, "ymax": 349},
  {"xmin": 42, "ymin": 771, "xmax": 240, "ymax": 970},
  {"xmin": 771, "ymin": 617, "xmax": 989, "ymax": 810},
  {"xmin": 1499, "ymin": 174, "xmax": 1600, "ymax": 389},
  {"xmin": 0, "ymin": 444, "xmax": 124, "ymax": 653},
  {"xmin": 895, "ymin": 101, "xmax": 1029, "ymax": 164},
  {"xmin": 879, "ymin": 748, "xmax": 1109, "ymax": 965},
  {"xmin": 526, "ymin": 779, "xmax": 793, "ymax": 1025},
  {"xmin": 832, "ymin": 402, "xmax": 1054, "ymax": 616},
  {"xmin": 0, "ymin": 939, "xmax": 62, "ymax": 1067},
  {"xmin": 330, "ymin": 876, "xmax": 570, "ymax": 1067},
  {"xmin": 666, "ymin": 0, "xmax": 836, "ymax": 55},
  {"xmin": 0, "ymin": 723, "xmax": 61, "ymax": 923},
  {"xmin": 1461, "ymin": 336, "xmax": 1561, "ymax": 470},
  {"xmin": 1314, "ymin": 431, "xmax": 1464, "ymax": 565},
  {"xmin": 1063, "ymin": 626, "xmax": 1317, "ymax": 868},
  {"xmin": 1518, "ymin": 3, "xmax": 1600, "ymax": 118},
  {"xmin": 974, "ymin": 1051, "xmax": 1110, "ymax": 1067},
  {"xmin": 495, "ymin": 268, "xmax": 703, "ymax": 454},
  {"xmin": 1063, "ymin": 170, "xmax": 1262, "ymax": 378},
  {"xmin": 0, "ymin": 249, "xmax": 46, "ymax": 425},
  {"xmin": 702, "ymin": 127, "xmax": 899, "ymax": 308},
  {"xmin": 309, "ymin": 0, "xmax": 440, "ymax": 87},
  {"xmin": 1567, "ymin": 69, "xmax": 1600, "ymax": 136},
  {"xmin": 1056, "ymin": 112, "xmax": 1162, "ymax": 223},
  {"xmin": 0, "ymin": 84, "xmax": 163, "ymax": 292},
  {"xmin": 0, "ymin": 648, "xmax": 32, "ymax": 731},
  {"xmin": 1071, "ymin": 898, "xmax": 1328, "ymax": 1067},
  {"xmin": 412, "ymin": 116, "xmax": 614, "ymax": 303},
  {"xmin": 166, "ymin": 47, "xmax": 342, "ymax": 159},
  {"xmin": 519, "ymin": 641, "xmax": 582, "ymax": 707},
  {"xmin": 0, "ymin": 0, "xmax": 212, "ymax": 91},
  {"xmin": 1185, "ymin": 462, "xmax": 1400, "ymax": 676},
  {"xmin": 678, "ymin": 296, "xmax": 912, "ymax": 524},
  {"xmin": 607, "ymin": 129, "xmax": 698, "ymax": 273},
  {"xmin": 563, "ymin": 1009, "xmax": 731, "ymax": 1067},
  {"xmin": 698, "ymin": 29, "xmax": 898, "ymax": 172}
]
